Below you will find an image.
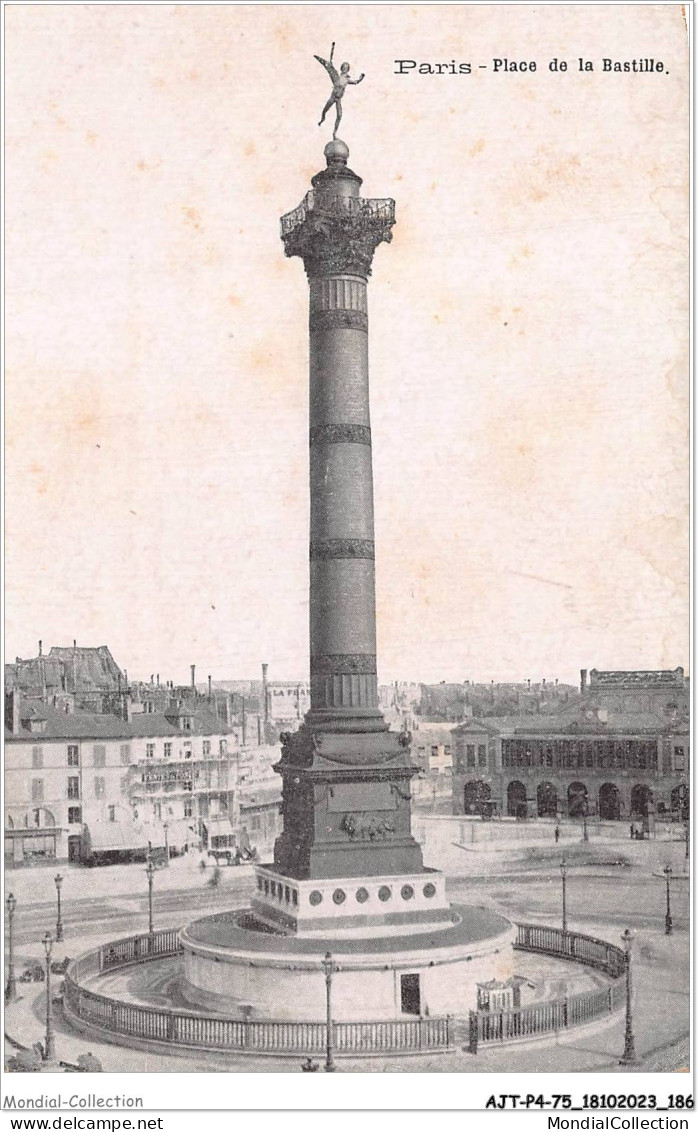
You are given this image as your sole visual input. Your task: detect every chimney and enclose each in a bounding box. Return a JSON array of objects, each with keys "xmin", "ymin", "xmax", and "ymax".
[
  {"xmin": 72, "ymin": 640, "xmax": 78, "ymax": 693},
  {"xmin": 221, "ymin": 693, "xmax": 231, "ymax": 727},
  {"xmin": 124, "ymin": 670, "xmax": 128, "ymax": 685},
  {"xmin": 257, "ymin": 715, "xmax": 262, "ymax": 745},
  {"xmin": 123, "ymin": 693, "xmax": 133, "ymax": 723},
  {"xmin": 527, "ymin": 678, "xmax": 531, "ymax": 691},
  {"xmin": 156, "ymin": 674, "xmax": 160, "ymax": 687},
  {"xmin": 580, "ymin": 669, "xmax": 587, "ymax": 694},
  {"xmin": 261, "ymin": 663, "xmax": 269, "ymax": 726},
  {"xmin": 208, "ymin": 675, "xmax": 212, "ymax": 700},
  {"xmin": 38, "ymin": 640, "xmax": 42, "ymax": 656},
  {"xmin": 241, "ymin": 697, "xmax": 247, "ymax": 746},
  {"xmin": 150, "ymin": 674, "xmax": 154, "ymax": 686},
  {"xmin": 5, "ymin": 690, "xmax": 20, "ymax": 734},
  {"xmin": 191, "ymin": 664, "xmax": 196, "ymax": 689}
]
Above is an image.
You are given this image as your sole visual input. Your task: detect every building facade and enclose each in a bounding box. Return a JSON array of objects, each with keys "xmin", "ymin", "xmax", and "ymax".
[
  {"xmin": 452, "ymin": 705, "xmax": 689, "ymax": 822},
  {"xmin": 3, "ymin": 692, "xmax": 250, "ymax": 865},
  {"xmin": 582, "ymin": 667, "xmax": 689, "ymax": 716}
]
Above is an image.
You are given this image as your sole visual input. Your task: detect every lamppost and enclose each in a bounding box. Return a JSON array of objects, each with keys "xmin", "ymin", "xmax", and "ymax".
[
  {"xmin": 54, "ymin": 873, "xmax": 64, "ymax": 942},
  {"xmin": 5, "ymin": 893, "xmax": 17, "ymax": 1002},
  {"xmin": 321, "ymin": 951, "xmax": 336, "ymax": 1073},
  {"xmin": 42, "ymin": 932, "xmax": 56, "ymax": 1062},
  {"xmin": 663, "ymin": 865, "xmax": 673, "ymax": 935},
  {"xmin": 619, "ymin": 928, "xmax": 638, "ymax": 1066},
  {"xmin": 559, "ymin": 857, "xmax": 568, "ymax": 932},
  {"xmin": 582, "ymin": 802, "xmax": 589, "ymax": 843},
  {"xmin": 684, "ymin": 821, "xmax": 690, "ymax": 860},
  {"xmin": 145, "ymin": 858, "xmax": 155, "ymax": 935},
  {"xmin": 163, "ymin": 821, "xmax": 170, "ymax": 868}
]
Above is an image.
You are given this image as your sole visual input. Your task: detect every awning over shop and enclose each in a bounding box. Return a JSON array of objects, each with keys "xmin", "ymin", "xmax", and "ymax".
[
  {"xmin": 203, "ymin": 818, "xmax": 235, "ymax": 841},
  {"xmin": 84, "ymin": 821, "xmax": 165, "ymax": 854}
]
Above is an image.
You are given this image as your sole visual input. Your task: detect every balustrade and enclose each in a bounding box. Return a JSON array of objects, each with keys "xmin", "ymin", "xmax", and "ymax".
[
  {"xmin": 68, "ymin": 923, "xmax": 621, "ymax": 1058},
  {"xmin": 514, "ymin": 923, "xmax": 625, "ymax": 975},
  {"xmin": 468, "ymin": 924, "xmax": 625, "ymax": 1052},
  {"xmin": 65, "ymin": 937, "xmax": 452, "ymax": 1057}
]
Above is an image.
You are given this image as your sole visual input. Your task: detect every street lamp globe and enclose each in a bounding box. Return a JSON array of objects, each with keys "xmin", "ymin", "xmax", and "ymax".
[{"xmin": 54, "ymin": 873, "xmax": 63, "ymax": 892}]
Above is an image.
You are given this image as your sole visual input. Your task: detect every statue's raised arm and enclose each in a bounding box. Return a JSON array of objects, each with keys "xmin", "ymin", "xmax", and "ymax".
[{"xmin": 314, "ymin": 43, "xmax": 339, "ymax": 84}]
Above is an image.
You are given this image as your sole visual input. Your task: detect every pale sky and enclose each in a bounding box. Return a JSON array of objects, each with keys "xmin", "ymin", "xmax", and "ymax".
[{"xmin": 5, "ymin": 4, "xmax": 689, "ymax": 686}]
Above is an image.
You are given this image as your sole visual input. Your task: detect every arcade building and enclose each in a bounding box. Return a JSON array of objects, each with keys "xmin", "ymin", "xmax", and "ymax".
[{"xmin": 452, "ymin": 676, "xmax": 689, "ymax": 823}]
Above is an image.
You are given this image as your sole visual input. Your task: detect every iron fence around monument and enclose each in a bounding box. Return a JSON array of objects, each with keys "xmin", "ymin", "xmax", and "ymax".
[
  {"xmin": 97, "ymin": 928, "xmax": 182, "ymax": 971},
  {"xmin": 63, "ymin": 930, "xmax": 453, "ymax": 1058},
  {"xmin": 514, "ymin": 922, "xmax": 627, "ymax": 977},
  {"xmin": 63, "ymin": 924, "xmax": 624, "ymax": 1058},
  {"xmin": 468, "ymin": 980, "xmax": 624, "ymax": 1052},
  {"xmin": 467, "ymin": 923, "xmax": 626, "ymax": 1052}
]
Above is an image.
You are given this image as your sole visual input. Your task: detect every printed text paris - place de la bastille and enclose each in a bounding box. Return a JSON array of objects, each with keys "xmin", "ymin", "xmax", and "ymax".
[{"xmin": 394, "ymin": 58, "xmax": 668, "ymax": 74}]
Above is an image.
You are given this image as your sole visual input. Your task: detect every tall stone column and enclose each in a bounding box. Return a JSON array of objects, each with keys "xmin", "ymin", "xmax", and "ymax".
[{"xmin": 274, "ymin": 139, "xmax": 424, "ymax": 881}]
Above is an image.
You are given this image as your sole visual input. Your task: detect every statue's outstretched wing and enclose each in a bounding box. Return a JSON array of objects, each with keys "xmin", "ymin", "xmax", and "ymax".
[{"xmin": 314, "ymin": 54, "xmax": 339, "ymax": 84}]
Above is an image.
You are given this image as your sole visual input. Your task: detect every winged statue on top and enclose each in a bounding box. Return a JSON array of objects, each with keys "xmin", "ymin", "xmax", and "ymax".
[{"xmin": 315, "ymin": 42, "xmax": 365, "ymax": 139}]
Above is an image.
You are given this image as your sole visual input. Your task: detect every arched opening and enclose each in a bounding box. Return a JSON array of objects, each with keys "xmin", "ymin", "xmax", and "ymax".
[
  {"xmin": 567, "ymin": 782, "xmax": 588, "ymax": 819},
  {"xmin": 598, "ymin": 782, "xmax": 621, "ymax": 821},
  {"xmin": 463, "ymin": 780, "xmax": 491, "ymax": 815},
  {"xmin": 536, "ymin": 782, "xmax": 558, "ymax": 818},
  {"xmin": 507, "ymin": 780, "xmax": 527, "ymax": 818},
  {"xmin": 630, "ymin": 784, "xmax": 653, "ymax": 818},
  {"xmin": 670, "ymin": 784, "xmax": 689, "ymax": 820},
  {"xmin": 22, "ymin": 807, "xmax": 56, "ymax": 829}
]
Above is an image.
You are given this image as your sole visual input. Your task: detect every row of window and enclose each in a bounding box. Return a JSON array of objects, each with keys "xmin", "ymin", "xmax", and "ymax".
[
  {"xmin": 25, "ymin": 738, "xmax": 231, "ymax": 774},
  {"xmin": 144, "ymin": 739, "xmax": 227, "ymax": 758},
  {"xmin": 29, "ymin": 744, "xmax": 131, "ymax": 769},
  {"xmin": 26, "ymin": 739, "xmax": 229, "ymax": 768},
  {"xmin": 31, "ymin": 773, "xmax": 133, "ymax": 803},
  {"xmin": 501, "ymin": 738, "xmax": 660, "ymax": 771}
]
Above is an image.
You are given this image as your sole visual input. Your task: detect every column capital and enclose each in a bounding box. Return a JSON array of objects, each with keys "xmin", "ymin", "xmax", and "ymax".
[{"xmin": 281, "ymin": 194, "xmax": 395, "ymax": 278}]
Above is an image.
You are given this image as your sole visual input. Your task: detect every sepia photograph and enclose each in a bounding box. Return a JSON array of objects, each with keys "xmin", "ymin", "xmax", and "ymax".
[{"xmin": 3, "ymin": 0, "xmax": 690, "ymax": 1093}]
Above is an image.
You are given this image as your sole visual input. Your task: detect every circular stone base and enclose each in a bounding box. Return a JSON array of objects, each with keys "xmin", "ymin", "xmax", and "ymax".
[{"xmin": 180, "ymin": 904, "xmax": 515, "ymax": 1021}]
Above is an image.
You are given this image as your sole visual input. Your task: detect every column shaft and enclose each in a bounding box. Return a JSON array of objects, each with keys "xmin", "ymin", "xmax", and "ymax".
[{"xmin": 307, "ymin": 274, "xmax": 381, "ymax": 722}]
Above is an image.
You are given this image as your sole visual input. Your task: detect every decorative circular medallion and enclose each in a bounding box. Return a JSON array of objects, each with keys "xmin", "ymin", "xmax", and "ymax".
[
  {"xmin": 423, "ymin": 883, "xmax": 436, "ymax": 899},
  {"xmin": 333, "ymin": 888, "xmax": 346, "ymax": 905},
  {"xmin": 309, "ymin": 890, "xmax": 323, "ymax": 906},
  {"xmin": 401, "ymin": 884, "xmax": 415, "ymax": 901},
  {"xmin": 378, "ymin": 885, "xmax": 392, "ymax": 902},
  {"xmin": 355, "ymin": 887, "xmax": 369, "ymax": 903}
]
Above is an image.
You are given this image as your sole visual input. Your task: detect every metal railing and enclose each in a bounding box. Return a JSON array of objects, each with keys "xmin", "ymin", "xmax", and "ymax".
[
  {"xmin": 514, "ymin": 923, "xmax": 627, "ymax": 977},
  {"xmin": 64, "ymin": 923, "xmax": 624, "ymax": 1058},
  {"xmin": 63, "ymin": 930, "xmax": 452, "ymax": 1058},
  {"xmin": 280, "ymin": 192, "xmax": 395, "ymax": 238},
  {"xmin": 468, "ymin": 981, "xmax": 623, "ymax": 1052},
  {"xmin": 98, "ymin": 929, "xmax": 182, "ymax": 971},
  {"xmin": 467, "ymin": 924, "xmax": 626, "ymax": 1052}
]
